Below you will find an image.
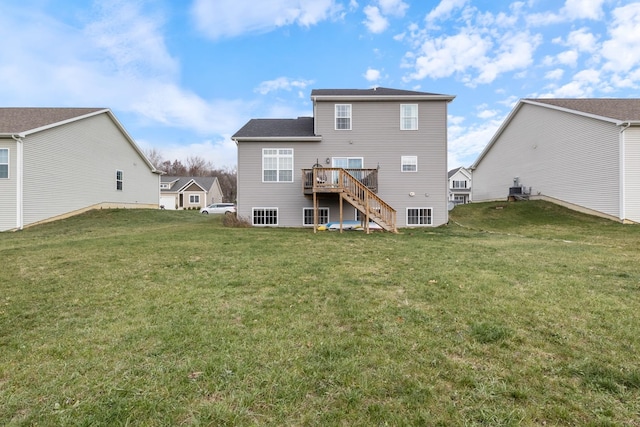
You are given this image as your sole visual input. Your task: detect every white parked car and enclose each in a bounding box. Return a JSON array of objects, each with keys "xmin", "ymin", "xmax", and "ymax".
[{"xmin": 200, "ymin": 203, "xmax": 236, "ymax": 215}]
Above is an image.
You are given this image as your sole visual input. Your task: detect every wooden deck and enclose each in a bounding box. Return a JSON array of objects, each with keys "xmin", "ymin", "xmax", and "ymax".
[{"xmin": 301, "ymin": 168, "xmax": 397, "ymax": 233}]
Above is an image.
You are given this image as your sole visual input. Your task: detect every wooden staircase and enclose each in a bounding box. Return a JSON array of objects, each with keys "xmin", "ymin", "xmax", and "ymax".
[{"xmin": 306, "ymin": 168, "xmax": 397, "ymax": 233}]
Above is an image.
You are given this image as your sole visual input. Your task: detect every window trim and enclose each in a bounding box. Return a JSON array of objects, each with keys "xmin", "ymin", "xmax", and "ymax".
[
  {"xmin": 406, "ymin": 207, "xmax": 433, "ymax": 226},
  {"xmin": 252, "ymin": 207, "xmax": 279, "ymax": 226},
  {"xmin": 116, "ymin": 169, "xmax": 123, "ymax": 191},
  {"xmin": 335, "ymin": 104, "xmax": 352, "ymax": 130},
  {"xmin": 262, "ymin": 148, "xmax": 294, "ymax": 183},
  {"xmin": 0, "ymin": 148, "xmax": 8, "ymax": 179},
  {"xmin": 303, "ymin": 207, "xmax": 329, "ymax": 226},
  {"xmin": 401, "ymin": 155, "xmax": 418, "ymax": 172},
  {"xmin": 400, "ymin": 104, "xmax": 418, "ymax": 130},
  {"xmin": 452, "ymin": 180, "xmax": 467, "ymax": 189},
  {"xmin": 189, "ymin": 194, "xmax": 200, "ymax": 204}
]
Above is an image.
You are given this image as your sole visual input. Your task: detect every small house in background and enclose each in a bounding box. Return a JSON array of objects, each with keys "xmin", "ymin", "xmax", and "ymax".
[
  {"xmin": 471, "ymin": 98, "xmax": 640, "ymax": 223},
  {"xmin": 232, "ymin": 87, "xmax": 455, "ymax": 232},
  {"xmin": 160, "ymin": 176, "xmax": 223, "ymax": 210},
  {"xmin": 0, "ymin": 108, "xmax": 161, "ymax": 231},
  {"xmin": 448, "ymin": 166, "xmax": 472, "ymax": 205}
]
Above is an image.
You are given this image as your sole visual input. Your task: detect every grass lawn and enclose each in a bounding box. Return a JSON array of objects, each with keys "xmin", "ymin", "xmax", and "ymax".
[{"xmin": 1, "ymin": 201, "xmax": 639, "ymax": 426}]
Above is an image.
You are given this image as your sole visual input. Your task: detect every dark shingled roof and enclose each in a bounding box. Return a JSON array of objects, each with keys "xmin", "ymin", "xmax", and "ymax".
[
  {"xmin": 526, "ymin": 98, "xmax": 640, "ymax": 122},
  {"xmin": 232, "ymin": 117, "xmax": 315, "ymax": 138},
  {"xmin": 160, "ymin": 176, "xmax": 218, "ymax": 192},
  {"xmin": 448, "ymin": 167, "xmax": 462, "ymax": 179},
  {"xmin": 311, "ymin": 87, "xmax": 444, "ymax": 97},
  {"xmin": 0, "ymin": 107, "xmax": 106, "ymax": 134}
]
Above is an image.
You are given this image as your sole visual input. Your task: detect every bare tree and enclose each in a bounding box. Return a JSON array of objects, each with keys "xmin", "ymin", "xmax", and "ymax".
[
  {"xmin": 186, "ymin": 156, "xmax": 214, "ymax": 177},
  {"xmin": 144, "ymin": 148, "xmax": 165, "ymax": 169},
  {"xmin": 146, "ymin": 150, "xmax": 237, "ymax": 202}
]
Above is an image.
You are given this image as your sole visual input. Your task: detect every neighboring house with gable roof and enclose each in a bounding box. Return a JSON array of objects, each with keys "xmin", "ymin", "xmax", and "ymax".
[
  {"xmin": 232, "ymin": 87, "xmax": 455, "ymax": 231},
  {"xmin": 160, "ymin": 176, "xmax": 223, "ymax": 210},
  {"xmin": 448, "ymin": 166, "xmax": 472, "ymax": 205},
  {"xmin": 471, "ymin": 98, "xmax": 640, "ymax": 223},
  {"xmin": 0, "ymin": 108, "xmax": 161, "ymax": 231}
]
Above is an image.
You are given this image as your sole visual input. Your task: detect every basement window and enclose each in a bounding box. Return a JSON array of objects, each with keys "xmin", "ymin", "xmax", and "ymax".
[
  {"xmin": 407, "ymin": 208, "xmax": 432, "ymax": 226},
  {"xmin": 303, "ymin": 207, "xmax": 329, "ymax": 226},
  {"xmin": 252, "ymin": 208, "xmax": 278, "ymax": 226}
]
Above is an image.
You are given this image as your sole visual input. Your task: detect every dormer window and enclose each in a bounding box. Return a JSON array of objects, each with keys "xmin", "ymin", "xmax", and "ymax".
[{"xmin": 160, "ymin": 183, "xmax": 170, "ymax": 189}]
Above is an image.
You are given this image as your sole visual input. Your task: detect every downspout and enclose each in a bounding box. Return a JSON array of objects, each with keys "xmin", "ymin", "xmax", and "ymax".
[
  {"xmin": 11, "ymin": 134, "xmax": 24, "ymax": 230},
  {"xmin": 619, "ymin": 122, "xmax": 631, "ymax": 222}
]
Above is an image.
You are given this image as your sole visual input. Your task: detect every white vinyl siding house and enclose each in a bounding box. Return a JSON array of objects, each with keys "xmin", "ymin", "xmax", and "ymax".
[
  {"xmin": 471, "ymin": 99, "xmax": 640, "ymax": 223},
  {"xmin": 233, "ymin": 88, "xmax": 455, "ymax": 230},
  {"xmin": 0, "ymin": 108, "xmax": 160, "ymax": 231},
  {"xmin": 448, "ymin": 167, "xmax": 472, "ymax": 204}
]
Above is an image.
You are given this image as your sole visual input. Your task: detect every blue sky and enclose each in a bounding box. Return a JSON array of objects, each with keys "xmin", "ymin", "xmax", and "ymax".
[{"xmin": 2, "ymin": 0, "xmax": 639, "ymax": 170}]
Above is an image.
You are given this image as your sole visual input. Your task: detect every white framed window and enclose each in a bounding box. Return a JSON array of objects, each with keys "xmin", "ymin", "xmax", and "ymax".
[
  {"xmin": 407, "ymin": 208, "xmax": 432, "ymax": 226},
  {"xmin": 189, "ymin": 194, "xmax": 200, "ymax": 204},
  {"xmin": 303, "ymin": 207, "xmax": 329, "ymax": 226},
  {"xmin": 116, "ymin": 170, "xmax": 123, "ymax": 191},
  {"xmin": 335, "ymin": 104, "xmax": 352, "ymax": 130},
  {"xmin": 400, "ymin": 104, "xmax": 418, "ymax": 130},
  {"xmin": 452, "ymin": 180, "xmax": 467, "ymax": 189},
  {"xmin": 252, "ymin": 208, "xmax": 278, "ymax": 226},
  {"xmin": 0, "ymin": 148, "xmax": 8, "ymax": 179},
  {"xmin": 401, "ymin": 156, "xmax": 418, "ymax": 172},
  {"xmin": 263, "ymin": 148, "xmax": 293, "ymax": 182},
  {"xmin": 160, "ymin": 183, "xmax": 170, "ymax": 189}
]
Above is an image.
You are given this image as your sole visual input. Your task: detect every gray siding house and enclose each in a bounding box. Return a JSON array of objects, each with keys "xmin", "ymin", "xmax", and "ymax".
[
  {"xmin": 0, "ymin": 108, "xmax": 161, "ymax": 231},
  {"xmin": 232, "ymin": 87, "xmax": 455, "ymax": 231},
  {"xmin": 160, "ymin": 176, "xmax": 224, "ymax": 210},
  {"xmin": 471, "ymin": 98, "xmax": 640, "ymax": 223}
]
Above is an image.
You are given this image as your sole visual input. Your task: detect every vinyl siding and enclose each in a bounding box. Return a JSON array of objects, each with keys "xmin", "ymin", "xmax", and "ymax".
[
  {"xmin": 237, "ymin": 98, "xmax": 450, "ymax": 227},
  {"xmin": 624, "ymin": 127, "xmax": 640, "ymax": 222},
  {"xmin": 0, "ymin": 138, "xmax": 17, "ymax": 231},
  {"xmin": 22, "ymin": 113, "xmax": 159, "ymax": 227},
  {"xmin": 473, "ymin": 103, "xmax": 621, "ymax": 218}
]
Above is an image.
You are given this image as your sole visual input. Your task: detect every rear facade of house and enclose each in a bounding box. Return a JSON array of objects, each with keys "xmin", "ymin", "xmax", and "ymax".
[
  {"xmin": 471, "ymin": 99, "xmax": 640, "ymax": 223},
  {"xmin": 233, "ymin": 88, "xmax": 455, "ymax": 230},
  {"xmin": 0, "ymin": 108, "xmax": 160, "ymax": 231}
]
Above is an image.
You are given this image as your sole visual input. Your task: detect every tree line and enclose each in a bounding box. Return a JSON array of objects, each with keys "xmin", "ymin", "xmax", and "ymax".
[{"xmin": 145, "ymin": 149, "xmax": 237, "ymax": 203}]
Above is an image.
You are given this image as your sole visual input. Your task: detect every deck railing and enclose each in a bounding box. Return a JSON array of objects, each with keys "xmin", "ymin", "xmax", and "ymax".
[
  {"xmin": 301, "ymin": 168, "xmax": 396, "ymax": 232},
  {"xmin": 302, "ymin": 168, "xmax": 378, "ymax": 193}
]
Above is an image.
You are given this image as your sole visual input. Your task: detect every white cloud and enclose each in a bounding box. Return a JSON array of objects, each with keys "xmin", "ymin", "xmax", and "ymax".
[
  {"xmin": 378, "ymin": 0, "xmax": 409, "ymax": 17},
  {"xmin": 404, "ymin": 29, "xmax": 491, "ymax": 81},
  {"xmin": 255, "ymin": 77, "xmax": 314, "ymax": 95},
  {"xmin": 545, "ymin": 68, "xmax": 565, "ymax": 80},
  {"xmin": 474, "ymin": 31, "xmax": 541, "ymax": 85},
  {"xmin": 528, "ymin": 0, "xmax": 605, "ymax": 25},
  {"xmin": 566, "ymin": 27, "xmax": 599, "ymax": 53},
  {"xmin": 363, "ymin": 5, "xmax": 388, "ymax": 33},
  {"xmin": 477, "ymin": 108, "xmax": 497, "ymax": 119},
  {"xmin": 426, "ymin": 0, "xmax": 468, "ymax": 24},
  {"xmin": 562, "ymin": 0, "xmax": 605, "ymax": 20},
  {"xmin": 601, "ymin": 3, "xmax": 640, "ymax": 73},
  {"xmin": 448, "ymin": 116, "xmax": 504, "ymax": 168},
  {"xmin": 191, "ymin": 0, "xmax": 344, "ymax": 40},
  {"xmin": 364, "ymin": 68, "xmax": 381, "ymax": 81},
  {"xmin": 556, "ymin": 50, "xmax": 579, "ymax": 67},
  {"xmin": 404, "ymin": 26, "xmax": 540, "ymax": 86},
  {"xmin": 539, "ymin": 69, "xmax": 601, "ymax": 97}
]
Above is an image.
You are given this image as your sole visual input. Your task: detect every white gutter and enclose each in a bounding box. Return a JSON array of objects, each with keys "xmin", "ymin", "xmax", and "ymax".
[{"xmin": 11, "ymin": 134, "xmax": 24, "ymax": 230}]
